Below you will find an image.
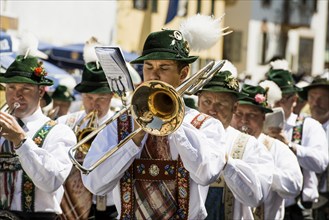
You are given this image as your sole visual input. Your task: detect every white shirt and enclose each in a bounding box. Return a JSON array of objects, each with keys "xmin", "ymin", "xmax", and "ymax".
[
  {"xmin": 82, "ymin": 107, "xmax": 227, "ymax": 219},
  {"xmin": 258, "ymin": 133, "xmax": 303, "ymax": 220},
  {"xmin": 284, "ymin": 113, "xmax": 329, "ymax": 206},
  {"xmin": 318, "ymin": 119, "xmax": 329, "ymax": 193},
  {"xmin": 0, "ymin": 108, "xmax": 76, "ymax": 214},
  {"xmin": 57, "ymin": 109, "xmax": 116, "ymax": 206},
  {"xmin": 220, "ymin": 126, "xmax": 274, "ymax": 220}
]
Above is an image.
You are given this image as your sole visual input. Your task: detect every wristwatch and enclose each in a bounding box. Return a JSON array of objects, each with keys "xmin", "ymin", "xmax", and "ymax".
[{"xmin": 14, "ymin": 137, "xmax": 27, "ymax": 150}]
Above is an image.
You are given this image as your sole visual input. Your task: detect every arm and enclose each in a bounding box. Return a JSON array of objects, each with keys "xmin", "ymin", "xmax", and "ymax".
[
  {"xmin": 223, "ymin": 136, "xmax": 274, "ymax": 207},
  {"xmin": 15, "ymin": 124, "xmax": 76, "ymax": 192},
  {"xmin": 271, "ymin": 139, "xmax": 303, "ymax": 198},
  {"xmin": 170, "ymin": 117, "xmax": 227, "ymax": 186},
  {"xmin": 295, "ymin": 117, "xmax": 329, "ymax": 173}
]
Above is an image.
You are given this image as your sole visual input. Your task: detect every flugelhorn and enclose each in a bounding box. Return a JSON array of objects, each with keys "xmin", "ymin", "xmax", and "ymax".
[{"xmin": 69, "ymin": 60, "xmax": 226, "ymax": 174}]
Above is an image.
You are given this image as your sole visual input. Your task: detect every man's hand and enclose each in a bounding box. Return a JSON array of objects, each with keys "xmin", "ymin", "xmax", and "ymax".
[{"xmin": 0, "ymin": 111, "xmax": 26, "ymax": 146}]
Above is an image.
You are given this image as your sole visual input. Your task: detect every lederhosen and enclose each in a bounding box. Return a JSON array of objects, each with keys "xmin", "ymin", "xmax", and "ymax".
[
  {"xmin": 0, "ymin": 120, "xmax": 57, "ymax": 220},
  {"xmin": 120, "ymin": 113, "xmax": 209, "ymax": 220}
]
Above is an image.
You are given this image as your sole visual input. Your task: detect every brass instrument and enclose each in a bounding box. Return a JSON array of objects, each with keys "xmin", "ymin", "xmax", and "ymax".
[
  {"xmin": 1, "ymin": 102, "xmax": 20, "ymax": 115},
  {"xmin": 69, "ymin": 60, "xmax": 226, "ymax": 174},
  {"xmin": 74, "ymin": 110, "xmax": 98, "ymax": 155}
]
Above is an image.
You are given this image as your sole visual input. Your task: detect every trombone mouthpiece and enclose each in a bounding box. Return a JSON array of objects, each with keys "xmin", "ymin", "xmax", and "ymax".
[{"xmin": 9, "ymin": 102, "xmax": 20, "ymax": 115}]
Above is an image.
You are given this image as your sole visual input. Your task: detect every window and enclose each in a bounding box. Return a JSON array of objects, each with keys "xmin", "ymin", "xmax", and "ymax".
[{"xmin": 133, "ymin": 0, "xmax": 148, "ymax": 10}]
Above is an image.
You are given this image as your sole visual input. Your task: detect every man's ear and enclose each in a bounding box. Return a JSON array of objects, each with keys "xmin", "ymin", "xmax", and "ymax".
[
  {"xmin": 38, "ymin": 86, "xmax": 46, "ymax": 98},
  {"xmin": 180, "ymin": 66, "xmax": 189, "ymax": 82}
]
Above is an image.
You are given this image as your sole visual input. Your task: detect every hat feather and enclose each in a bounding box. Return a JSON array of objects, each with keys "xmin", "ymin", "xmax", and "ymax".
[
  {"xmin": 179, "ymin": 14, "xmax": 229, "ymax": 51},
  {"xmin": 18, "ymin": 32, "xmax": 48, "ymax": 59},
  {"xmin": 259, "ymin": 80, "xmax": 282, "ymax": 107},
  {"xmin": 83, "ymin": 36, "xmax": 101, "ymax": 64},
  {"xmin": 270, "ymin": 59, "xmax": 289, "ymax": 71},
  {"xmin": 218, "ymin": 60, "xmax": 237, "ymax": 77}
]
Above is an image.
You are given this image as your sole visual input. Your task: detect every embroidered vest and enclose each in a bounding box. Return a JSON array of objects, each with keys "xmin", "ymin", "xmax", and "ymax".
[{"xmin": 119, "ymin": 112, "xmax": 209, "ymax": 220}]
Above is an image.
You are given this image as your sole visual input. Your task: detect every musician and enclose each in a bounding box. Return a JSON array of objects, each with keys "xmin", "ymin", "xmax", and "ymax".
[
  {"xmin": 265, "ymin": 61, "xmax": 328, "ymax": 220},
  {"xmin": 0, "ymin": 55, "xmax": 76, "ymax": 219},
  {"xmin": 231, "ymin": 83, "xmax": 303, "ymax": 219},
  {"xmin": 56, "ymin": 61, "xmax": 117, "ymax": 220},
  {"xmin": 197, "ymin": 69, "xmax": 274, "ymax": 219},
  {"xmin": 299, "ymin": 74, "xmax": 329, "ymax": 219},
  {"xmin": 81, "ymin": 27, "xmax": 228, "ymax": 219}
]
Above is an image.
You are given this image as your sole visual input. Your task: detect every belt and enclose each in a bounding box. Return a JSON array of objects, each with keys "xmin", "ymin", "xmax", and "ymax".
[
  {"xmin": 133, "ymin": 158, "xmax": 178, "ymax": 181},
  {"xmin": 9, "ymin": 210, "xmax": 58, "ymax": 220}
]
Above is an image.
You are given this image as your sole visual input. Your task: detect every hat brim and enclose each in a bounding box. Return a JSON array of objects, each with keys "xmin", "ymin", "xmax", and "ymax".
[
  {"xmin": 130, "ymin": 51, "xmax": 198, "ymax": 64},
  {"xmin": 200, "ymin": 86, "xmax": 248, "ymax": 99},
  {"xmin": 0, "ymin": 75, "xmax": 53, "ymax": 86},
  {"xmin": 74, "ymin": 84, "xmax": 113, "ymax": 94},
  {"xmin": 298, "ymin": 84, "xmax": 329, "ymax": 100},
  {"xmin": 238, "ymin": 100, "xmax": 273, "ymax": 113}
]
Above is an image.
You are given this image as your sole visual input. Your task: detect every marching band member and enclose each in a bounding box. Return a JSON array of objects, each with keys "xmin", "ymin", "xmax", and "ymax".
[
  {"xmin": 231, "ymin": 83, "xmax": 303, "ymax": 219},
  {"xmin": 82, "ymin": 15, "xmax": 228, "ymax": 219},
  {"xmin": 265, "ymin": 60, "xmax": 328, "ymax": 220},
  {"xmin": 197, "ymin": 69, "xmax": 274, "ymax": 220},
  {"xmin": 57, "ymin": 38, "xmax": 117, "ymax": 220},
  {"xmin": 0, "ymin": 54, "xmax": 76, "ymax": 219}
]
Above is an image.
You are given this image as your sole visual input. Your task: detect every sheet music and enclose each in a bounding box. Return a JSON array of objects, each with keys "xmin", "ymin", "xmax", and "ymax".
[
  {"xmin": 95, "ymin": 46, "xmax": 134, "ymax": 93},
  {"xmin": 263, "ymin": 107, "xmax": 285, "ymax": 133}
]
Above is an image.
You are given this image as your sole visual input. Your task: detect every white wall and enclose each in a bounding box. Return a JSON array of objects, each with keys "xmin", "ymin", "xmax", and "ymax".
[{"xmin": 1, "ymin": 0, "xmax": 117, "ymax": 45}]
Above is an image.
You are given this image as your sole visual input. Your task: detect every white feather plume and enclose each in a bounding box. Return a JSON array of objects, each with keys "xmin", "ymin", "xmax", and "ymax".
[
  {"xmin": 18, "ymin": 32, "xmax": 48, "ymax": 59},
  {"xmin": 179, "ymin": 14, "xmax": 227, "ymax": 51},
  {"xmin": 270, "ymin": 59, "xmax": 289, "ymax": 71},
  {"xmin": 83, "ymin": 36, "xmax": 101, "ymax": 64},
  {"xmin": 259, "ymin": 80, "xmax": 282, "ymax": 107},
  {"xmin": 218, "ymin": 60, "xmax": 237, "ymax": 77}
]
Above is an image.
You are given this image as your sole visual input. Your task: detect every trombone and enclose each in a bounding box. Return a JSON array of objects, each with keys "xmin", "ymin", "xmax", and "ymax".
[{"xmin": 69, "ymin": 60, "xmax": 226, "ymax": 174}]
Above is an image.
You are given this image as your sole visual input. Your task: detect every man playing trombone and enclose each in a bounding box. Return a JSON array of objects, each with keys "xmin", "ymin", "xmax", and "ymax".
[{"xmin": 81, "ymin": 15, "xmax": 229, "ymax": 220}]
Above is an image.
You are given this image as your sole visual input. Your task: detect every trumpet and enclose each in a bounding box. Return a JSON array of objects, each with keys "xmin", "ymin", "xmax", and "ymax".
[
  {"xmin": 69, "ymin": 60, "xmax": 226, "ymax": 174},
  {"xmin": 1, "ymin": 102, "xmax": 20, "ymax": 115}
]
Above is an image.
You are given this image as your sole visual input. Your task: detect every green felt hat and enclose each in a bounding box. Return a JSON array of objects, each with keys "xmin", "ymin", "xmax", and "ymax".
[
  {"xmin": 52, "ymin": 85, "xmax": 75, "ymax": 102},
  {"xmin": 200, "ymin": 70, "xmax": 247, "ymax": 99},
  {"xmin": 298, "ymin": 75, "xmax": 329, "ymax": 100},
  {"xmin": 0, "ymin": 55, "xmax": 53, "ymax": 86},
  {"xmin": 130, "ymin": 29, "xmax": 198, "ymax": 64},
  {"xmin": 74, "ymin": 62, "xmax": 112, "ymax": 94},
  {"xmin": 238, "ymin": 84, "xmax": 273, "ymax": 113},
  {"xmin": 267, "ymin": 69, "xmax": 301, "ymax": 94}
]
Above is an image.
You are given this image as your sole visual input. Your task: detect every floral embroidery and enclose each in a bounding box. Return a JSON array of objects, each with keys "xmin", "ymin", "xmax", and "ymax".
[
  {"xmin": 22, "ymin": 120, "xmax": 56, "ymax": 212},
  {"xmin": 137, "ymin": 164, "xmax": 146, "ymax": 174},
  {"xmin": 164, "ymin": 164, "xmax": 175, "ymax": 175},
  {"xmin": 31, "ymin": 62, "xmax": 47, "ymax": 77}
]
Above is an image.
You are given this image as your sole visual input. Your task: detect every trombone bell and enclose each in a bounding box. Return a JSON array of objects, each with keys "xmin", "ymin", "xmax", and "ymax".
[{"xmin": 131, "ymin": 81, "xmax": 185, "ymax": 136}]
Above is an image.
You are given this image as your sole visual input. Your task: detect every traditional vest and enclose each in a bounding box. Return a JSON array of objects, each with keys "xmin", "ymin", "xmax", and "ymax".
[{"xmin": 119, "ymin": 113, "xmax": 209, "ymax": 220}]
